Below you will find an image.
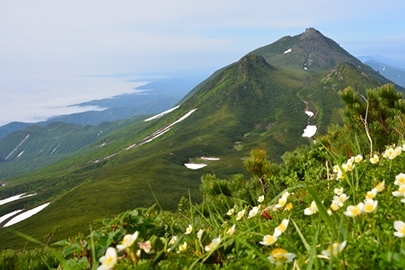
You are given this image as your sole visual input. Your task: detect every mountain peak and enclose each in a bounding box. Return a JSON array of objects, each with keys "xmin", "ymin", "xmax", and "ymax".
[
  {"xmin": 250, "ymin": 27, "xmax": 361, "ymax": 73},
  {"xmin": 300, "ymin": 27, "xmax": 322, "ymax": 39}
]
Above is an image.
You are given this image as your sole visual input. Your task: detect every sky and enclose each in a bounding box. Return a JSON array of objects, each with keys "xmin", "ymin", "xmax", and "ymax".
[{"xmin": 1, "ymin": 0, "xmax": 405, "ymax": 125}]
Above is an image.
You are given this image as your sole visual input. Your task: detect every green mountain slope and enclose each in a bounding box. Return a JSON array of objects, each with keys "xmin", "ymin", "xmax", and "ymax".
[
  {"xmin": 0, "ymin": 28, "xmax": 402, "ymax": 249},
  {"xmin": 0, "ymin": 116, "xmax": 146, "ymax": 178}
]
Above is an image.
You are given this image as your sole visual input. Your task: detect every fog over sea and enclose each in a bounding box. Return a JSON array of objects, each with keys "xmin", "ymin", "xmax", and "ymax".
[{"xmin": 0, "ymin": 72, "xmax": 148, "ymax": 126}]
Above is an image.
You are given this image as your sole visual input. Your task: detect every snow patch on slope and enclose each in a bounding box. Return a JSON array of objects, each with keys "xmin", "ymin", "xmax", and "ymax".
[{"xmin": 3, "ymin": 202, "xmax": 50, "ymax": 227}]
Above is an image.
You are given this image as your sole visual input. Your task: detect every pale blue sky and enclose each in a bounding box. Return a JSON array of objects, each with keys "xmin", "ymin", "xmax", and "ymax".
[{"xmin": 0, "ymin": 0, "xmax": 404, "ymax": 125}]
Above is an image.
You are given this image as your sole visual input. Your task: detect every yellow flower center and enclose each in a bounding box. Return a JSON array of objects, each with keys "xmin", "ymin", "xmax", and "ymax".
[
  {"xmin": 401, "ymin": 226, "xmax": 405, "ymax": 236},
  {"xmin": 351, "ymin": 206, "xmax": 360, "ymax": 216},
  {"xmin": 364, "ymin": 203, "xmax": 374, "ymax": 212},
  {"xmin": 271, "ymin": 248, "xmax": 288, "ymax": 262},
  {"xmin": 285, "ymin": 203, "xmax": 293, "ymax": 210},
  {"xmin": 104, "ymin": 256, "xmax": 114, "ymax": 267},
  {"xmin": 264, "ymin": 235, "xmax": 276, "ymax": 245}
]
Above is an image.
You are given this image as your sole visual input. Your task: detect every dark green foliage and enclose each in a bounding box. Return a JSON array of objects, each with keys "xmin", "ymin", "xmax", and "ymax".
[{"xmin": 320, "ymin": 84, "xmax": 405, "ymax": 157}]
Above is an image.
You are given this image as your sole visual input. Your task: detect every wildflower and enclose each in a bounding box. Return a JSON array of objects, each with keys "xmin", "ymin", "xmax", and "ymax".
[
  {"xmin": 337, "ymin": 170, "xmax": 345, "ymax": 179},
  {"xmin": 236, "ymin": 209, "xmax": 246, "ymax": 220},
  {"xmin": 226, "ymin": 208, "xmax": 234, "ymax": 216},
  {"xmin": 205, "ymin": 237, "xmax": 221, "ymax": 252},
  {"xmin": 363, "ymin": 199, "xmax": 378, "ymax": 213},
  {"xmin": 284, "ymin": 202, "xmax": 293, "ymax": 211},
  {"xmin": 341, "ymin": 162, "xmax": 354, "ymax": 172},
  {"xmin": 185, "ymin": 224, "xmax": 193, "ymax": 234},
  {"xmin": 304, "ymin": 201, "xmax": 318, "ymax": 215},
  {"xmin": 178, "ymin": 242, "xmax": 187, "ymax": 253},
  {"xmin": 394, "ymin": 146, "xmax": 402, "ymax": 157},
  {"xmin": 334, "ymin": 187, "xmax": 344, "ymax": 195},
  {"xmin": 321, "ymin": 241, "xmax": 347, "ymax": 257},
  {"xmin": 169, "ymin": 236, "xmax": 177, "ymax": 245},
  {"xmin": 392, "ymin": 185, "xmax": 405, "ymax": 197},
  {"xmin": 268, "ymin": 248, "xmax": 296, "ymax": 265},
  {"xmin": 139, "ymin": 240, "xmax": 151, "ymax": 253},
  {"xmin": 333, "ymin": 165, "xmax": 340, "ymax": 173},
  {"xmin": 394, "ymin": 221, "xmax": 405, "ymax": 237},
  {"xmin": 226, "ymin": 224, "xmax": 236, "ymax": 235},
  {"xmin": 274, "ymin": 219, "xmax": 289, "ymax": 237},
  {"xmin": 116, "ymin": 231, "xmax": 140, "ymax": 251},
  {"xmin": 336, "ymin": 194, "xmax": 349, "ymax": 206},
  {"xmin": 365, "ymin": 189, "xmax": 377, "ymax": 199},
  {"xmin": 98, "ymin": 247, "xmax": 117, "ymax": 270},
  {"xmin": 197, "ymin": 229, "xmax": 204, "ymax": 240},
  {"xmin": 282, "ymin": 191, "xmax": 291, "ymax": 198},
  {"xmin": 258, "ymin": 195, "xmax": 265, "ymax": 203},
  {"xmin": 395, "ymin": 173, "xmax": 405, "ymax": 186},
  {"xmin": 369, "ymin": 154, "xmax": 379, "ymax": 164},
  {"xmin": 330, "ymin": 200, "xmax": 340, "ymax": 211},
  {"xmin": 375, "ymin": 181, "xmax": 385, "ymax": 192},
  {"xmin": 344, "ymin": 202, "xmax": 364, "ymax": 217},
  {"xmin": 259, "ymin": 234, "xmax": 278, "ymax": 246},
  {"xmin": 354, "ymin": 155, "xmax": 363, "ymax": 163},
  {"xmin": 383, "ymin": 147, "xmax": 396, "ymax": 159},
  {"xmin": 274, "ymin": 195, "xmax": 287, "ymax": 209},
  {"xmin": 248, "ymin": 206, "xmax": 260, "ymax": 218}
]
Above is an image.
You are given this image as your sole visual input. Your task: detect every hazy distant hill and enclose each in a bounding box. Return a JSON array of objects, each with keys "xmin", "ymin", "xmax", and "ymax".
[
  {"xmin": 361, "ymin": 59, "xmax": 405, "ymax": 88},
  {"xmin": 0, "ymin": 28, "xmax": 403, "ymax": 249}
]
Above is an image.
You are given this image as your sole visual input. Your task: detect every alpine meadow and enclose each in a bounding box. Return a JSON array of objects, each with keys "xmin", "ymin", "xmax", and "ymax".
[{"xmin": 1, "ymin": 28, "xmax": 405, "ymax": 269}]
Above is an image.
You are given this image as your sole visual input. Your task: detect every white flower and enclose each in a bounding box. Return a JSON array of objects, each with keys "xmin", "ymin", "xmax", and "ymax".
[
  {"xmin": 236, "ymin": 209, "xmax": 246, "ymax": 220},
  {"xmin": 375, "ymin": 181, "xmax": 385, "ymax": 192},
  {"xmin": 274, "ymin": 195, "xmax": 287, "ymax": 209},
  {"xmin": 197, "ymin": 229, "xmax": 204, "ymax": 240},
  {"xmin": 334, "ymin": 188, "xmax": 344, "ymax": 195},
  {"xmin": 116, "ymin": 231, "xmax": 140, "ymax": 251},
  {"xmin": 395, "ymin": 173, "xmax": 405, "ymax": 186},
  {"xmin": 330, "ymin": 200, "xmax": 341, "ymax": 211},
  {"xmin": 259, "ymin": 234, "xmax": 278, "ymax": 246},
  {"xmin": 248, "ymin": 206, "xmax": 260, "ymax": 218},
  {"xmin": 394, "ymin": 221, "xmax": 405, "ymax": 237},
  {"xmin": 226, "ymin": 224, "xmax": 236, "ymax": 235},
  {"xmin": 304, "ymin": 201, "xmax": 318, "ymax": 215},
  {"xmin": 354, "ymin": 155, "xmax": 363, "ymax": 163},
  {"xmin": 363, "ymin": 199, "xmax": 378, "ymax": 213},
  {"xmin": 185, "ymin": 224, "xmax": 193, "ymax": 234},
  {"xmin": 98, "ymin": 247, "xmax": 117, "ymax": 270},
  {"xmin": 169, "ymin": 236, "xmax": 177, "ymax": 245},
  {"xmin": 369, "ymin": 154, "xmax": 379, "ymax": 164},
  {"xmin": 392, "ymin": 185, "xmax": 405, "ymax": 197},
  {"xmin": 321, "ymin": 241, "xmax": 347, "ymax": 256},
  {"xmin": 336, "ymin": 194, "xmax": 349, "ymax": 206},
  {"xmin": 274, "ymin": 219, "xmax": 289, "ymax": 237},
  {"xmin": 365, "ymin": 189, "xmax": 377, "ymax": 199},
  {"xmin": 178, "ymin": 242, "xmax": 187, "ymax": 253},
  {"xmin": 268, "ymin": 248, "xmax": 296, "ymax": 265},
  {"xmin": 205, "ymin": 237, "xmax": 221, "ymax": 252},
  {"xmin": 344, "ymin": 203, "xmax": 364, "ymax": 217},
  {"xmin": 258, "ymin": 195, "xmax": 265, "ymax": 203},
  {"xmin": 226, "ymin": 208, "xmax": 234, "ymax": 216},
  {"xmin": 139, "ymin": 240, "xmax": 151, "ymax": 253},
  {"xmin": 333, "ymin": 165, "xmax": 341, "ymax": 173}
]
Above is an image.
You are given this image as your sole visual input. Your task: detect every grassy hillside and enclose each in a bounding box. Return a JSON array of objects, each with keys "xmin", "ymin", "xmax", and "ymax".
[
  {"xmin": 0, "ymin": 28, "xmax": 403, "ymax": 252},
  {"xmin": 1, "ymin": 84, "xmax": 405, "ymax": 269},
  {"xmin": 0, "ymin": 116, "xmax": 146, "ymax": 178}
]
